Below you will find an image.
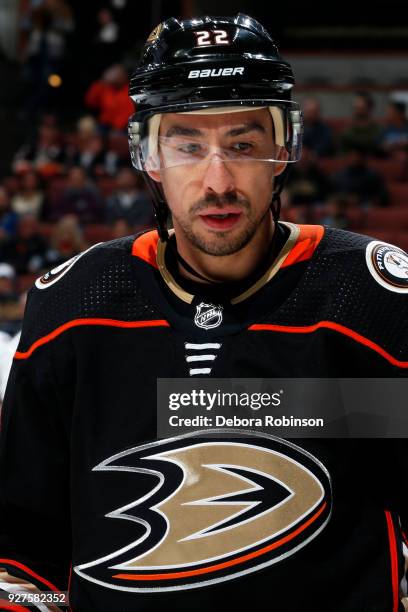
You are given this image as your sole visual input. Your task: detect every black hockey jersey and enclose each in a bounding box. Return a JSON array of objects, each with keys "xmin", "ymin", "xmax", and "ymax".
[{"xmin": 1, "ymin": 223, "xmax": 408, "ymax": 612}]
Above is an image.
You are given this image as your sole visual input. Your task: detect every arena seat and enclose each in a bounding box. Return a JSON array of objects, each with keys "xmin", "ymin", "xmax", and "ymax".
[
  {"xmin": 97, "ymin": 177, "xmax": 117, "ymax": 197},
  {"xmin": 326, "ymin": 118, "xmax": 353, "ymax": 134},
  {"xmin": 364, "ymin": 208, "xmax": 408, "ymax": 231},
  {"xmin": 83, "ymin": 224, "xmax": 113, "ymax": 244},
  {"xmin": 37, "ymin": 223, "xmax": 53, "ymax": 239},
  {"xmin": 345, "ymin": 208, "xmax": 365, "ymax": 230},
  {"xmin": 107, "ymin": 134, "xmax": 129, "ymax": 158},
  {"xmin": 365, "ymin": 229, "xmax": 408, "ymax": 251},
  {"xmin": 367, "ymin": 158, "xmax": 408, "ymax": 182},
  {"xmin": 318, "ymin": 157, "xmax": 348, "ymax": 175},
  {"xmin": 387, "ymin": 183, "xmax": 408, "ymax": 207}
]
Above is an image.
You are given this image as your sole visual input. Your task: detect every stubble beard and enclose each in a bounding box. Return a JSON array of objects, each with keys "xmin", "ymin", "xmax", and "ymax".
[{"xmin": 172, "ymin": 193, "xmax": 271, "ymax": 256}]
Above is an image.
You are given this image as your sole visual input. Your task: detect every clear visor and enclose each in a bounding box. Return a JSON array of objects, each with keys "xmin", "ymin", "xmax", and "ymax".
[{"xmin": 129, "ymin": 101, "xmax": 302, "ymax": 172}]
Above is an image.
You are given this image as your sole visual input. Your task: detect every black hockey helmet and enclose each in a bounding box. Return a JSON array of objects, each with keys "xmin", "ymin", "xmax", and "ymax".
[{"xmin": 128, "ymin": 14, "xmax": 302, "ymax": 240}]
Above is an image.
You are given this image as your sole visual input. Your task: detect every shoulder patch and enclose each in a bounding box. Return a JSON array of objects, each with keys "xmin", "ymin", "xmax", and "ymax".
[
  {"xmin": 35, "ymin": 243, "xmax": 102, "ymax": 290},
  {"xmin": 366, "ymin": 240, "xmax": 408, "ymax": 293}
]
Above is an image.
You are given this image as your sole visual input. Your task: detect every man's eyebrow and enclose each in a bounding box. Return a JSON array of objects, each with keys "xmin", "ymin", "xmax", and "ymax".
[
  {"xmin": 225, "ymin": 122, "xmax": 266, "ymax": 137},
  {"xmin": 164, "ymin": 125, "xmax": 203, "ymax": 137}
]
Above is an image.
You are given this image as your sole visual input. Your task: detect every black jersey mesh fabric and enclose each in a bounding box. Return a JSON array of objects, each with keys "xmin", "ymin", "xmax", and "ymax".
[
  {"xmin": 18, "ymin": 228, "xmax": 407, "ymax": 361},
  {"xmin": 19, "ymin": 236, "xmax": 164, "ymax": 350},
  {"xmin": 266, "ymin": 227, "xmax": 406, "ymax": 359}
]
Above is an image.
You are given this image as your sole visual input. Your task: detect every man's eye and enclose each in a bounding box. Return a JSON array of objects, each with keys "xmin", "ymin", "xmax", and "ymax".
[
  {"xmin": 177, "ymin": 143, "xmax": 203, "ymax": 154},
  {"xmin": 231, "ymin": 142, "xmax": 253, "ymax": 152}
]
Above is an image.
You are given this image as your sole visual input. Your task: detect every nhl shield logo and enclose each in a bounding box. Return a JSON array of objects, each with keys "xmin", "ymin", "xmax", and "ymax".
[{"xmin": 194, "ymin": 302, "xmax": 223, "ymax": 329}]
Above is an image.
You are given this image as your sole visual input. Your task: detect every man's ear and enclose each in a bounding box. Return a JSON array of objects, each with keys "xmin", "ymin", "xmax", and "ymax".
[
  {"xmin": 273, "ymin": 148, "xmax": 289, "ymax": 177},
  {"xmin": 145, "ymin": 155, "xmax": 161, "ymax": 182},
  {"xmin": 146, "ymin": 168, "xmax": 162, "ymax": 183}
]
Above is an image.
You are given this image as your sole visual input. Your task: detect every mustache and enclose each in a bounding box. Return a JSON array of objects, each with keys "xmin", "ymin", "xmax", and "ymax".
[{"xmin": 190, "ymin": 192, "xmax": 250, "ymax": 215}]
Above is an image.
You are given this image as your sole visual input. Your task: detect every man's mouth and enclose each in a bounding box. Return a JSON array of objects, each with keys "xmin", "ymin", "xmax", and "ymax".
[{"xmin": 198, "ymin": 208, "xmax": 243, "ymax": 230}]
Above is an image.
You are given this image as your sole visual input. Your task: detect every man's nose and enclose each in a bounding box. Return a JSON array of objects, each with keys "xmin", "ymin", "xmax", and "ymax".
[{"xmin": 201, "ymin": 154, "xmax": 235, "ymax": 195}]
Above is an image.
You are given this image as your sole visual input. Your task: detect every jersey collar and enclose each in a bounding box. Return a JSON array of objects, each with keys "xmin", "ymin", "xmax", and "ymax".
[{"xmin": 132, "ymin": 222, "xmax": 324, "ymax": 305}]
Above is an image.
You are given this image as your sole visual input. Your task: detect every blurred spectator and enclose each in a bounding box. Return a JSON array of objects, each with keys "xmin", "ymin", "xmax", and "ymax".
[
  {"xmin": 339, "ymin": 92, "xmax": 382, "ymax": 155},
  {"xmin": 331, "ymin": 147, "xmax": 389, "ymax": 207},
  {"xmin": 11, "ymin": 171, "xmax": 45, "ymax": 219},
  {"xmin": 379, "ymin": 102, "xmax": 408, "ymax": 154},
  {"xmin": 85, "ymin": 64, "xmax": 134, "ymax": 132},
  {"xmin": 0, "ymin": 188, "xmax": 18, "ymax": 240},
  {"xmin": 2, "ymin": 176, "xmax": 20, "ymax": 200},
  {"xmin": 14, "ymin": 122, "xmax": 66, "ymax": 177},
  {"xmin": 66, "ymin": 133, "xmax": 120, "ymax": 178},
  {"xmin": 45, "ymin": 215, "xmax": 87, "ymax": 268},
  {"xmin": 97, "ymin": 8, "xmax": 119, "ymax": 44},
  {"xmin": 302, "ymin": 98, "xmax": 334, "ymax": 156},
  {"xmin": 90, "ymin": 8, "xmax": 121, "ymax": 77},
  {"xmin": 0, "ymin": 329, "xmax": 21, "ymax": 401},
  {"xmin": 111, "ymin": 218, "xmax": 133, "ymax": 239},
  {"xmin": 321, "ymin": 195, "xmax": 350, "ymax": 230},
  {"xmin": 76, "ymin": 115, "xmax": 98, "ymax": 138},
  {"xmin": 285, "ymin": 147, "xmax": 330, "ymax": 206},
  {"xmin": 0, "ymin": 264, "xmax": 18, "ymax": 305},
  {"xmin": 0, "ymin": 214, "xmax": 48, "ymax": 274},
  {"xmin": 0, "ymin": 263, "xmax": 23, "ymax": 337},
  {"xmin": 105, "ymin": 168, "xmax": 154, "ymax": 229},
  {"xmin": 279, "ymin": 190, "xmax": 307, "ymax": 224},
  {"xmin": 53, "ymin": 167, "xmax": 103, "ymax": 223},
  {"xmin": 21, "ymin": 0, "xmax": 74, "ymax": 112},
  {"xmin": 0, "ymin": 289, "xmax": 27, "ymax": 396}
]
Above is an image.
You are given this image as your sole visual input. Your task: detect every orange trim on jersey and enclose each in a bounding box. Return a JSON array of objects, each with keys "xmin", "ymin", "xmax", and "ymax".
[
  {"xmin": 248, "ymin": 321, "xmax": 408, "ymax": 369},
  {"xmin": 0, "ymin": 558, "xmax": 59, "ymax": 592},
  {"xmin": 281, "ymin": 224, "xmax": 324, "ymax": 268},
  {"xmin": 130, "ymin": 225, "xmax": 324, "ymax": 271},
  {"xmin": 113, "ymin": 501, "xmax": 327, "ymax": 582},
  {"xmin": 14, "ymin": 319, "xmax": 170, "ymax": 360},
  {"xmin": 131, "ymin": 230, "xmax": 159, "ymax": 269},
  {"xmin": 384, "ymin": 511, "xmax": 400, "ymax": 612}
]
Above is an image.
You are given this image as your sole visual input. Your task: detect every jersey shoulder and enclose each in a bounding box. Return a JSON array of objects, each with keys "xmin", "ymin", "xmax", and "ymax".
[
  {"xmin": 19, "ymin": 233, "xmax": 163, "ymax": 352},
  {"xmin": 277, "ymin": 225, "xmax": 408, "ymax": 361},
  {"xmin": 316, "ymin": 226, "xmax": 408, "ymax": 296}
]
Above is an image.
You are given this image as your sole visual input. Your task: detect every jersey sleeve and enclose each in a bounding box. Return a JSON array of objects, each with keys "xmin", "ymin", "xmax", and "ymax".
[{"xmin": 0, "ymin": 287, "xmax": 73, "ymax": 606}]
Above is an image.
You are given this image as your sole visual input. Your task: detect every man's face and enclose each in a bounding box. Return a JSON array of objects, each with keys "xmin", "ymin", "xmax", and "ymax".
[{"xmin": 149, "ymin": 108, "xmax": 286, "ymax": 256}]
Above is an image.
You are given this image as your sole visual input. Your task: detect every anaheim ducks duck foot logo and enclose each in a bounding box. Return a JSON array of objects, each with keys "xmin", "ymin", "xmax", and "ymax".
[
  {"xmin": 194, "ymin": 302, "xmax": 223, "ymax": 329},
  {"xmin": 74, "ymin": 431, "xmax": 332, "ymax": 592}
]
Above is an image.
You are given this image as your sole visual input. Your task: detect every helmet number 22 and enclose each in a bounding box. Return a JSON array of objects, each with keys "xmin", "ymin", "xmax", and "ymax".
[{"xmin": 195, "ymin": 30, "xmax": 230, "ymax": 46}]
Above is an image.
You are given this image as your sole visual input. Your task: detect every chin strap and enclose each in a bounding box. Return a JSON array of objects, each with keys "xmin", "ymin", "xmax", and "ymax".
[{"xmin": 168, "ymin": 238, "xmax": 217, "ymax": 283}]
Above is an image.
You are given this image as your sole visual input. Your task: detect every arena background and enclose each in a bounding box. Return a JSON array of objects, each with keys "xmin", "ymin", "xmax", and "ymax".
[{"xmin": 0, "ymin": 0, "xmax": 408, "ymax": 396}]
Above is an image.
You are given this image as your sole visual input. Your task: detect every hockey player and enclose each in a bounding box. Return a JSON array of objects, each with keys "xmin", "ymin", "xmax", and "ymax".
[{"xmin": 0, "ymin": 14, "xmax": 407, "ymax": 612}]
